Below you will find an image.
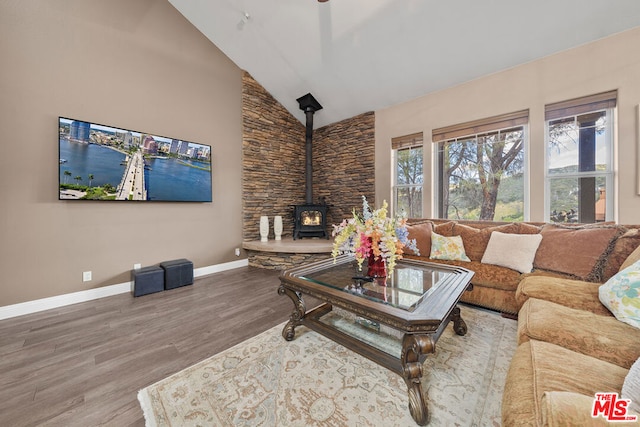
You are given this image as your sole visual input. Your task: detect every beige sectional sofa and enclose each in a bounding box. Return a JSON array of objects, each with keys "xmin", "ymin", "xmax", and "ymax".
[
  {"xmin": 404, "ymin": 219, "xmax": 640, "ymax": 425},
  {"xmin": 503, "ymin": 250, "xmax": 640, "ymax": 425},
  {"xmin": 404, "ymin": 219, "xmax": 640, "ymax": 315}
]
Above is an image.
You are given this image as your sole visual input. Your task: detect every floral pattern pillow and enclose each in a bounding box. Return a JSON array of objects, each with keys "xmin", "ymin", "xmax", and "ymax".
[
  {"xmin": 429, "ymin": 232, "xmax": 470, "ymax": 262},
  {"xmin": 599, "ymin": 260, "xmax": 640, "ymax": 329}
]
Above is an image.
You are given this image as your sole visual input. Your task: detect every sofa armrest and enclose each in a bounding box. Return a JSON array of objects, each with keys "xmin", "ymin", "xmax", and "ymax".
[{"xmin": 516, "ymin": 275, "xmax": 612, "ymax": 316}]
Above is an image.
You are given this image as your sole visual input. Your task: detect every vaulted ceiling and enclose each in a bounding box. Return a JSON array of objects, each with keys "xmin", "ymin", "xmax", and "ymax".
[{"xmin": 168, "ymin": 0, "xmax": 640, "ymax": 128}]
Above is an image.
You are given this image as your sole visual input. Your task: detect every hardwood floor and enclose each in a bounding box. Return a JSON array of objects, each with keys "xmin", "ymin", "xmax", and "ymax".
[{"xmin": 0, "ymin": 267, "xmax": 311, "ymax": 426}]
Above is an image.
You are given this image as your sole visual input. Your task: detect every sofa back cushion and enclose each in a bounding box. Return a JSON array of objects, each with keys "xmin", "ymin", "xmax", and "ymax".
[
  {"xmin": 452, "ymin": 222, "xmax": 522, "ymax": 262},
  {"xmin": 621, "ymin": 243, "xmax": 640, "ymax": 272},
  {"xmin": 404, "ymin": 221, "xmax": 433, "ymax": 257},
  {"xmin": 603, "ymin": 227, "xmax": 640, "ymax": 280},
  {"xmin": 517, "ymin": 222, "xmax": 544, "ymax": 234},
  {"xmin": 433, "ymin": 221, "xmax": 456, "ymax": 237},
  {"xmin": 533, "ymin": 224, "xmax": 621, "ymax": 281}
]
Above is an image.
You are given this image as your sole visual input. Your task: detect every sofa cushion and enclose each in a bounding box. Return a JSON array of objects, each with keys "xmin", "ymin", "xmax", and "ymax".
[
  {"xmin": 622, "ymin": 357, "xmax": 640, "ymax": 414},
  {"xmin": 433, "ymin": 221, "xmax": 456, "ymax": 236},
  {"xmin": 516, "ymin": 222, "xmax": 544, "ymax": 234},
  {"xmin": 429, "ymin": 232, "xmax": 470, "ymax": 262},
  {"xmin": 459, "ymin": 282, "xmax": 520, "ymax": 314},
  {"xmin": 599, "ymin": 260, "xmax": 640, "ymax": 330},
  {"xmin": 425, "ymin": 258, "xmax": 522, "ymax": 291},
  {"xmin": 451, "ymin": 222, "xmax": 520, "ymax": 261},
  {"xmin": 404, "ymin": 221, "xmax": 433, "ymax": 257},
  {"xmin": 603, "ymin": 227, "xmax": 640, "ymax": 280},
  {"xmin": 533, "ymin": 223, "xmax": 622, "ymax": 281},
  {"xmin": 518, "ymin": 298, "xmax": 640, "ymax": 369},
  {"xmin": 502, "ymin": 340, "xmax": 628, "ymax": 427},
  {"xmin": 481, "ymin": 231, "xmax": 542, "ymax": 273},
  {"xmin": 622, "ymin": 244, "xmax": 640, "ymax": 272},
  {"xmin": 541, "ymin": 391, "xmax": 639, "ymax": 426},
  {"xmin": 516, "ymin": 275, "xmax": 613, "ymax": 315}
]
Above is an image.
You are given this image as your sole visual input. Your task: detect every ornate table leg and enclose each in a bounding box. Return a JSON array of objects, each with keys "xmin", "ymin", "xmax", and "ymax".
[
  {"xmin": 277, "ymin": 285, "xmax": 306, "ymax": 341},
  {"xmin": 451, "ymin": 306, "xmax": 467, "ymax": 336},
  {"xmin": 400, "ymin": 334, "xmax": 436, "ymax": 426}
]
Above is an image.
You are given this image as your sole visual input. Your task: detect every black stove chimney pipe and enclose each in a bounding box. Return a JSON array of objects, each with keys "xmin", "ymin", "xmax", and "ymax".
[{"xmin": 296, "ymin": 93, "xmax": 323, "ymax": 204}]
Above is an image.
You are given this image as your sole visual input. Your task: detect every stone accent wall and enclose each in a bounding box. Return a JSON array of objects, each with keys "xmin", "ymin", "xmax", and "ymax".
[
  {"xmin": 242, "ymin": 72, "xmax": 376, "ymax": 244},
  {"xmin": 242, "ymin": 72, "xmax": 305, "ymax": 240},
  {"xmin": 314, "ymin": 111, "xmax": 376, "ymax": 227}
]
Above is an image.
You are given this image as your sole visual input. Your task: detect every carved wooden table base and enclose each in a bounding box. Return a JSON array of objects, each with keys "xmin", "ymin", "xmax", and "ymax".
[
  {"xmin": 400, "ymin": 306, "xmax": 467, "ymax": 425},
  {"xmin": 277, "ymin": 257, "xmax": 474, "ymax": 425},
  {"xmin": 277, "ymin": 286, "xmax": 305, "ymax": 341},
  {"xmin": 278, "ymin": 284, "xmax": 468, "ymax": 426}
]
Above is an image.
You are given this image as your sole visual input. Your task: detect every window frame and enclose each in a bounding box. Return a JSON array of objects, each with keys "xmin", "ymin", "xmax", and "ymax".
[
  {"xmin": 543, "ymin": 91, "xmax": 616, "ymax": 223},
  {"xmin": 433, "ymin": 111, "xmax": 530, "ymax": 221},
  {"xmin": 392, "ymin": 133, "xmax": 424, "ymax": 218}
]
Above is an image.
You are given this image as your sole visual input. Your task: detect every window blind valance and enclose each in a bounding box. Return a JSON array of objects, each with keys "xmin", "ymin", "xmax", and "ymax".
[
  {"xmin": 545, "ymin": 90, "xmax": 617, "ymax": 121},
  {"xmin": 391, "ymin": 132, "xmax": 423, "ymax": 150},
  {"xmin": 432, "ymin": 110, "xmax": 529, "ymax": 143}
]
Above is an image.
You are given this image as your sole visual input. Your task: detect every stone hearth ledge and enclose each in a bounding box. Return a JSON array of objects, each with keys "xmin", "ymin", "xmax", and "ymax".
[
  {"xmin": 242, "ymin": 237, "xmax": 333, "ymax": 254},
  {"xmin": 243, "ymin": 237, "xmax": 333, "ymax": 270}
]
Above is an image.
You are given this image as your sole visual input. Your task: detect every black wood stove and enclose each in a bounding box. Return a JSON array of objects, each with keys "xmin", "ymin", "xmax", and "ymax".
[
  {"xmin": 293, "ymin": 203, "xmax": 329, "ymax": 239},
  {"xmin": 292, "ymin": 93, "xmax": 329, "ymax": 240}
]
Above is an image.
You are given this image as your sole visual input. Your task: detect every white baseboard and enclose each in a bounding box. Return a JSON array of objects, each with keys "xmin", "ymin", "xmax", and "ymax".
[
  {"xmin": 194, "ymin": 259, "xmax": 248, "ymax": 276},
  {"xmin": 0, "ymin": 259, "xmax": 249, "ymax": 321}
]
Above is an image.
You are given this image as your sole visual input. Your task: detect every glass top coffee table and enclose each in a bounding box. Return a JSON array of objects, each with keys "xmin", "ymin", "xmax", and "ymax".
[{"xmin": 278, "ymin": 255, "xmax": 474, "ymax": 426}]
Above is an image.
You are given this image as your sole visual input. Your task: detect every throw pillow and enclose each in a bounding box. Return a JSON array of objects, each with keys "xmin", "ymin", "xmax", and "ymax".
[
  {"xmin": 433, "ymin": 221, "xmax": 456, "ymax": 237},
  {"xmin": 603, "ymin": 228, "xmax": 640, "ymax": 280},
  {"xmin": 429, "ymin": 231, "xmax": 470, "ymax": 262},
  {"xmin": 599, "ymin": 260, "xmax": 640, "ymax": 330},
  {"xmin": 533, "ymin": 224, "xmax": 622, "ymax": 281},
  {"xmin": 404, "ymin": 221, "xmax": 433, "ymax": 257},
  {"xmin": 622, "ymin": 357, "xmax": 640, "ymax": 414},
  {"xmin": 621, "ymin": 243, "xmax": 640, "ymax": 272},
  {"xmin": 481, "ymin": 231, "xmax": 543, "ymax": 273}
]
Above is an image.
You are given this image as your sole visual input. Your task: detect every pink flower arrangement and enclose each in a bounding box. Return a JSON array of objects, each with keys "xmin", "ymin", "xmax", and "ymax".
[{"xmin": 331, "ymin": 196, "xmax": 419, "ymax": 275}]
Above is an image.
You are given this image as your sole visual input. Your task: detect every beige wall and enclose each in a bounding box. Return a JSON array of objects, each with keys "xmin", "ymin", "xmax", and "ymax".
[
  {"xmin": 376, "ymin": 27, "xmax": 640, "ymax": 224},
  {"xmin": 0, "ymin": 1, "xmax": 243, "ymax": 306}
]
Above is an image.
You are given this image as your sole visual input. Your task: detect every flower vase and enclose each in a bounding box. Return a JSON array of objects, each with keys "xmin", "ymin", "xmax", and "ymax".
[{"xmin": 366, "ymin": 253, "xmax": 387, "ymax": 280}]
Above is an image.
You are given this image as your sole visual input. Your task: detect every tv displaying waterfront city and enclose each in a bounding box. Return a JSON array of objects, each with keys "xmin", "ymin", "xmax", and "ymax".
[{"xmin": 59, "ymin": 117, "xmax": 212, "ymax": 202}]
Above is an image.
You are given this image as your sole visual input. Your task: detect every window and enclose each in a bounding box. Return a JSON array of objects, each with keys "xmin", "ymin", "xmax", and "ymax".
[
  {"xmin": 433, "ymin": 110, "xmax": 528, "ymax": 221},
  {"xmin": 545, "ymin": 91, "xmax": 616, "ymax": 223},
  {"xmin": 392, "ymin": 133, "xmax": 423, "ymax": 218}
]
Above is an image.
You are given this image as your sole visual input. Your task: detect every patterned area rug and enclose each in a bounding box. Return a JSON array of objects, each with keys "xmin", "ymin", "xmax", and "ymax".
[{"xmin": 138, "ymin": 305, "xmax": 517, "ymax": 426}]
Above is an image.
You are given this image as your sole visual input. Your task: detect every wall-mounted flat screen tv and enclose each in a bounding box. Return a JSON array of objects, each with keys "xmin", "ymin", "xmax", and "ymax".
[{"xmin": 59, "ymin": 117, "xmax": 212, "ymax": 202}]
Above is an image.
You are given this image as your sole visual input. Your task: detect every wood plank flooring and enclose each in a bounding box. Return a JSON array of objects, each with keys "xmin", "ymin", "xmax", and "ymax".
[{"xmin": 0, "ymin": 267, "xmax": 312, "ymax": 426}]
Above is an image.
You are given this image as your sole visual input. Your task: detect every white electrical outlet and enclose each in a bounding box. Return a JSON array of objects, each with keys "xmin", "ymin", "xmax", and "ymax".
[
  {"xmin": 235, "ymin": 248, "xmax": 240, "ymax": 256},
  {"xmin": 83, "ymin": 271, "xmax": 92, "ymax": 282},
  {"xmin": 134, "ymin": 263, "xmax": 141, "ymax": 270}
]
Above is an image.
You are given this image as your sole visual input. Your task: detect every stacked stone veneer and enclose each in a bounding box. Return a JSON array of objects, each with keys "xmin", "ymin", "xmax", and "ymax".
[
  {"xmin": 242, "ymin": 72, "xmax": 305, "ymax": 241},
  {"xmin": 242, "ymin": 71, "xmax": 375, "ymax": 268},
  {"xmin": 247, "ymin": 252, "xmax": 331, "ymax": 270},
  {"xmin": 313, "ymin": 111, "xmax": 376, "ymax": 227}
]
